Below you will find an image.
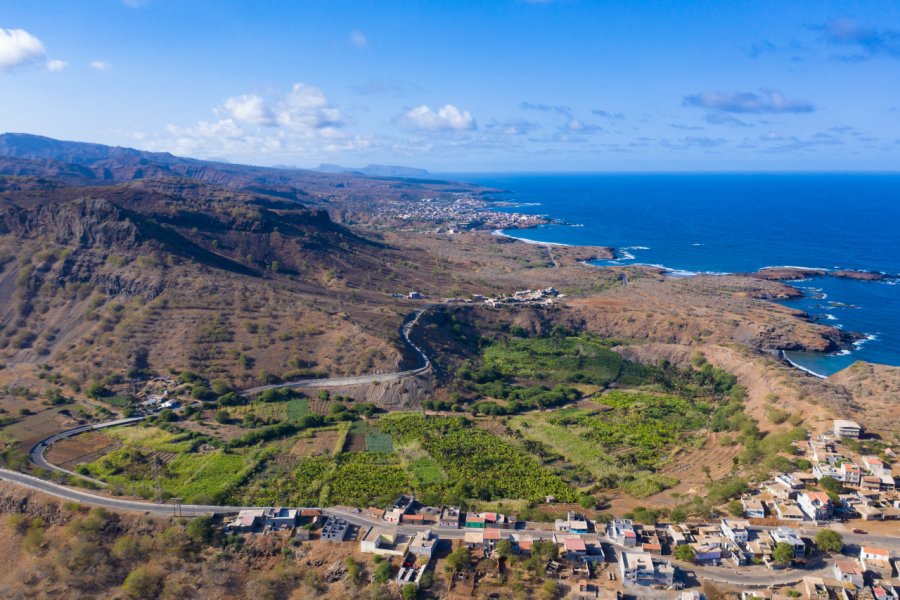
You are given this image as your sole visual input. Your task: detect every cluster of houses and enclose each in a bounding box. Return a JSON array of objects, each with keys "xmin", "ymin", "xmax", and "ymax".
[
  {"xmin": 738, "ymin": 421, "xmax": 899, "ymax": 526},
  {"xmin": 216, "ymin": 483, "xmax": 900, "ymax": 596},
  {"xmin": 804, "ymin": 545, "xmax": 900, "ymax": 599},
  {"xmin": 483, "ymin": 287, "xmax": 563, "ymax": 308}
]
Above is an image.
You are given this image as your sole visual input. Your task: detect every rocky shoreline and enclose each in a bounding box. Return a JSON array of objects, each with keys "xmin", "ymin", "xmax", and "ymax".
[{"xmin": 747, "ymin": 266, "xmax": 896, "ymax": 282}]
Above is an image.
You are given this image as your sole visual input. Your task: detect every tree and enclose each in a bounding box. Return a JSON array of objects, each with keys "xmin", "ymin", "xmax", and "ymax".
[
  {"xmin": 187, "ymin": 515, "xmax": 214, "ymax": 544},
  {"xmin": 727, "ymin": 500, "xmax": 744, "ymax": 517},
  {"xmin": 445, "ymin": 546, "xmax": 471, "ymax": 573},
  {"xmin": 670, "ymin": 506, "xmax": 688, "ymax": 523},
  {"xmin": 819, "ymin": 476, "xmax": 843, "ymax": 495},
  {"xmin": 122, "ymin": 566, "xmax": 164, "ymax": 599},
  {"xmin": 215, "ymin": 410, "xmax": 230, "ymax": 424},
  {"xmin": 674, "ymin": 544, "xmax": 695, "ymax": 562},
  {"xmin": 495, "ymin": 539, "xmax": 513, "ymax": 559},
  {"xmin": 772, "ymin": 542, "xmax": 795, "ymax": 565},
  {"xmin": 815, "ymin": 529, "xmax": 843, "ymax": 553},
  {"xmin": 401, "ymin": 583, "xmax": 418, "ymax": 600}
]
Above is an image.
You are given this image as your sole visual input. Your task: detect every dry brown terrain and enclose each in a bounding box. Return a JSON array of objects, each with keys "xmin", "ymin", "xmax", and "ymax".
[{"xmin": 829, "ymin": 361, "xmax": 900, "ymax": 442}]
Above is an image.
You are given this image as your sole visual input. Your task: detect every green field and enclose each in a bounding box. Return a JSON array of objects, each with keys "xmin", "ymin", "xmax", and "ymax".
[
  {"xmin": 83, "ymin": 427, "xmax": 267, "ymax": 504},
  {"xmin": 364, "ymin": 430, "xmax": 394, "ymax": 453},
  {"xmin": 380, "ymin": 413, "xmax": 576, "ymax": 503},
  {"xmin": 226, "ymin": 398, "xmax": 309, "ymax": 422}
]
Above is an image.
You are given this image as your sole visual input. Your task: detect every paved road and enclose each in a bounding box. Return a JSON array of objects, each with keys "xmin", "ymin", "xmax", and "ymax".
[
  {"xmin": 240, "ymin": 307, "xmax": 432, "ymax": 397},
  {"xmin": 1, "ymin": 468, "xmax": 897, "ymax": 588},
  {"xmin": 28, "ymin": 416, "xmax": 148, "ymax": 484}
]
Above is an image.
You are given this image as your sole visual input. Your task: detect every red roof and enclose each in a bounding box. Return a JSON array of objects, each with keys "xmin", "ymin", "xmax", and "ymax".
[
  {"xmin": 484, "ymin": 528, "xmax": 502, "ymax": 540},
  {"xmin": 565, "ymin": 537, "xmax": 587, "ymax": 552}
]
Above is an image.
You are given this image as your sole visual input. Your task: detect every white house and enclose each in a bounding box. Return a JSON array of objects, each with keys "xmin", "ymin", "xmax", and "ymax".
[
  {"xmin": 720, "ymin": 519, "xmax": 750, "ymax": 545},
  {"xmin": 798, "ymin": 491, "xmax": 833, "ymax": 521}
]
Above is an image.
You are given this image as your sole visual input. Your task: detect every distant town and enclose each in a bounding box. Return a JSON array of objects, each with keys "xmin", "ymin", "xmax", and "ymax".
[{"xmin": 371, "ymin": 193, "xmax": 553, "ymax": 233}]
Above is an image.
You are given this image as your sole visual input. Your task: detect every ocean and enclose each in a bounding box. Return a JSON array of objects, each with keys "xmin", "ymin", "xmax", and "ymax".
[{"xmin": 451, "ymin": 173, "xmax": 900, "ymax": 377}]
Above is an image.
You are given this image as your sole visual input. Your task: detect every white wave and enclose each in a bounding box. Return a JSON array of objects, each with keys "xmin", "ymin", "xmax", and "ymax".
[
  {"xmin": 490, "ymin": 230, "xmax": 573, "ymax": 246},
  {"xmin": 760, "ymin": 265, "xmax": 832, "ymax": 271},
  {"xmin": 831, "ymin": 349, "xmax": 852, "ymax": 356},
  {"xmin": 824, "ymin": 314, "xmax": 838, "ymax": 321},
  {"xmin": 618, "ymin": 250, "xmax": 636, "ymax": 260},
  {"xmin": 622, "ymin": 245, "xmax": 650, "ymax": 251},
  {"xmin": 853, "ymin": 334, "xmax": 878, "ymax": 348},
  {"xmin": 692, "ymin": 243, "xmax": 703, "ymax": 246}
]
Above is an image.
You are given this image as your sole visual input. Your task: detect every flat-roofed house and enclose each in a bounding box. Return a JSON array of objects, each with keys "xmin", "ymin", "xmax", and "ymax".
[
  {"xmin": 619, "ymin": 551, "xmax": 675, "ymax": 587},
  {"xmin": 720, "ymin": 519, "xmax": 750, "ymax": 544},
  {"xmin": 360, "ymin": 527, "xmax": 412, "ymax": 557},
  {"xmin": 860, "ymin": 546, "xmax": 893, "ymax": 579},
  {"xmin": 841, "ymin": 462, "xmax": 862, "ymax": 486},
  {"xmin": 833, "ymin": 419, "xmax": 861, "ymax": 439},
  {"xmin": 608, "ymin": 518, "xmax": 637, "ymax": 547},
  {"xmin": 439, "ymin": 506, "xmax": 461, "ymax": 529},
  {"xmin": 742, "ymin": 497, "xmax": 766, "ymax": 519},
  {"xmin": 264, "ymin": 507, "xmax": 297, "ymax": 530},
  {"xmin": 770, "ymin": 527, "xmax": 805, "ymax": 559},
  {"xmin": 773, "ymin": 500, "xmax": 805, "ymax": 521},
  {"xmin": 563, "ymin": 536, "xmax": 588, "ymax": 561}
]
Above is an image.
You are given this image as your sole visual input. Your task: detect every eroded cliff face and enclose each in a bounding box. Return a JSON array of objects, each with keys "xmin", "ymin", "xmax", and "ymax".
[{"xmin": 0, "ymin": 197, "xmax": 144, "ymax": 249}]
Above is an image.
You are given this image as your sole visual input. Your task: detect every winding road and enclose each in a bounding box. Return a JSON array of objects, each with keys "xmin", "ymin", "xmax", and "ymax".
[
  {"xmin": 240, "ymin": 307, "xmax": 432, "ymax": 397},
  {"xmin": 5, "ymin": 302, "xmax": 900, "ymax": 590}
]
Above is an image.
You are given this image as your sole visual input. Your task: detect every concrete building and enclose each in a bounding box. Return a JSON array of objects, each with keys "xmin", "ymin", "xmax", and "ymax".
[
  {"xmin": 833, "ymin": 419, "xmax": 861, "ymax": 439},
  {"xmin": 775, "ymin": 473, "xmax": 803, "ymax": 490},
  {"xmin": 833, "ymin": 559, "xmax": 865, "ymax": 589},
  {"xmin": 720, "ymin": 519, "xmax": 750, "ymax": 545},
  {"xmin": 742, "ymin": 497, "xmax": 766, "ymax": 519},
  {"xmin": 410, "ymin": 529, "xmax": 437, "ymax": 559},
  {"xmin": 841, "ymin": 462, "xmax": 862, "ymax": 486},
  {"xmin": 264, "ymin": 507, "xmax": 297, "ymax": 530},
  {"xmin": 360, "ymin": 527, "xmax": 412, "ymax": 557},
  {"xmin": 226, "ymin": 509, "xmax": 264, "ymax": 533},
  {"xmin": 773, "ymin": 500, "xmax": 804, "ymax": 521},
  {"xmin": 439, "ymin": 506, "xmax": 461, "ymax": 529},
  {"xmin": 770, "ymin": 527, "xmax": 805, "ymax": 559},
  {"xmin": 555, "ymin": 511, "xmax": 589, "ymax": 534},
  {"xmin": 860, "ymin": 546, "xmax": 894, "ymax": 579},
  {"xmin": 384, "ymin": 495, "xmax": 415, "ymax": 524},
  {"xmin": 321, "ymin": 517, "xmax": 350, "ymax": 542},
  {"xmin": 608, "ymin": 518, "xmax": 637, "ymax": 547},
  {"xmin": 798, "ymin": 491, "xmax": 833, "ymax": 521},
  {"xmin": 619, "ymin": 551, "xmax": 674, "ymax": 587}
]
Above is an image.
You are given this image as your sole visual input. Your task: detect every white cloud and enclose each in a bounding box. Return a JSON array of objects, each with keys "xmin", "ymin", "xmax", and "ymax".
[
  {"xmin": 349, "ymin": 30, "xmax": 369, "ymax": 48},
  {"xmin": 398, "ymin": 104, "xmax": 476, "ymax": 131},
  {"xmin": 220, "ymin": 94, "xmax": 274, "ymax": 126},
  {"xmin": 45, "ymin": 59, "xmax": 68, "ymax": 72},
  {"xmin": 148, "ymin": 82, "xmax": 361, "ymax": 161},
  {"xmin": 90, "ymin": 60, "xmax": 111, "ymax": 71},
  {"xmin": 0, "ymin": 28, "xmax": 46, "ymax": 71}
]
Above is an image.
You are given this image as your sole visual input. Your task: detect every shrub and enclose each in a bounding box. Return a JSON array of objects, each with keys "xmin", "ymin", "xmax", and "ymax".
[{"xmin": 122, "ymin": 566, "xmax": 164, "ymax": 599}]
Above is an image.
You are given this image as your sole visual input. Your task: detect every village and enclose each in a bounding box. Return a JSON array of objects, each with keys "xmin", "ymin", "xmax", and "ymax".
[
  {"xmin": 207, "ymin": 418, "xmax": 899, "ymax": 600},
  {"xmin": 375, "ymin": 193, "xmax": 552, "ymax": 233}
]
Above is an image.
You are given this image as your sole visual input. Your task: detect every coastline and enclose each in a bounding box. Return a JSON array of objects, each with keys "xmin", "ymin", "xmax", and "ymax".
[{"xmin": 491, "ymin": 229, "xmax": 573, "ymax": 247}]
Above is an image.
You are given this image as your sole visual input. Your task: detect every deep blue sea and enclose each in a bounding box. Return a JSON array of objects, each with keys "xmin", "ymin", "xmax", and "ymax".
[{"xmin": 450, "ymin": 173, "xmax": 900, "ymax": 377}]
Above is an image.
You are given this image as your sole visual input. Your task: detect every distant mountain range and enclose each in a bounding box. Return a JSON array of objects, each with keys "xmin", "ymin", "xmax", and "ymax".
[{"xmin": 313, "ymin": 163, "xmax": 430, "ymax": 178}]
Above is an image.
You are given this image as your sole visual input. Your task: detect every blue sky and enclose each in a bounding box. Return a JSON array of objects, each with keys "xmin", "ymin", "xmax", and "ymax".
[{"xmin": 2, "ymin": 0, "xmax": 899, "ymax": 171}]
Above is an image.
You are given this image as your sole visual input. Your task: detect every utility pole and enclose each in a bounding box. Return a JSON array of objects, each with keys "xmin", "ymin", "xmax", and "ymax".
[{"xmin": 151, "ymin": 455, "xmax": 164, "ymax": 504}]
